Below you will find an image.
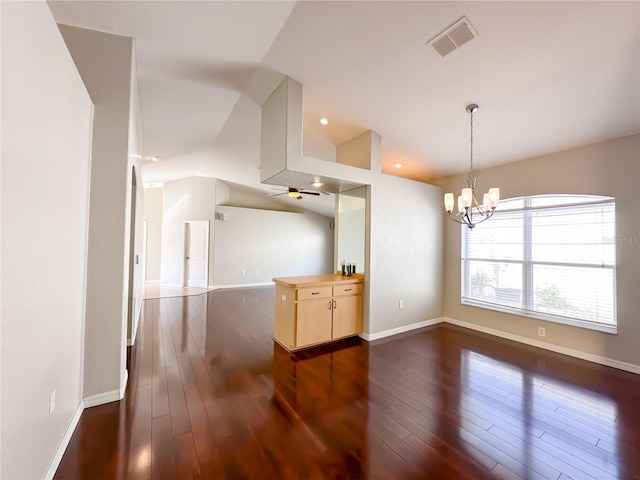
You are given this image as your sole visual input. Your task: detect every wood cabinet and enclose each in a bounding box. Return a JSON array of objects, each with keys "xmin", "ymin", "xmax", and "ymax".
[{"xmin": 273, "ymin": 274, "xmax": 363, "ymax": 351}]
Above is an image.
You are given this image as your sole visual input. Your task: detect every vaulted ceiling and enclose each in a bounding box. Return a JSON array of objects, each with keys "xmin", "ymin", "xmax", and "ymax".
[{"xmin": 49, "ymin": 1, "xmax": 639, "ymax": 217}]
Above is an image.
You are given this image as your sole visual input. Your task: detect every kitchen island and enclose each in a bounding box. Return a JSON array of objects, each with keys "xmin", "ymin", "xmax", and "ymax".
[{"xmin": 272, "ymin": 274, "xmax": 363, "ymax": 351}]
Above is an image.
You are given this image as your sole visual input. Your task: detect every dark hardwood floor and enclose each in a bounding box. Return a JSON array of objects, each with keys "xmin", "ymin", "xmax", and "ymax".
[{"xmin": 55, "ymin": 286, "xmax": 640, "ymax": 479}]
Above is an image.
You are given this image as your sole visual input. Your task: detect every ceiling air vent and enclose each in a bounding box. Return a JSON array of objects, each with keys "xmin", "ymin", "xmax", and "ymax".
[{"xmin": 428, "ymin": 16, "xmax": 478, "ymax": 57}]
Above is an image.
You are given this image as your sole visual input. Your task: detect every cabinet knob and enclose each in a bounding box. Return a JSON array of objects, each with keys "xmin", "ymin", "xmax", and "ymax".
[
  {"xmin": 333, "ymin": 299, "xmax": 337, "ymax": 309},
  {"xmin": 328, "ymin": 301, "xmax": 332, "ymax": 309},
  {"xmin": 311, "ymin": 291, "xmax": 320, "ymax": 295}
]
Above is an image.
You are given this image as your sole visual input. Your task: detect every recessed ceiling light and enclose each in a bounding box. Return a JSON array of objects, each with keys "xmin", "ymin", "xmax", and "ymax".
[
  {"xmin": 151, "ymin": 156, "xmax": 160, "ymax": 162},
  {"xmin": 320, "ymin": 118, "xmax": 329, "ymax": 125},
  {"xmin": 311, "ymin": 181, "xmax": 324, "ymax": 187},
  {"xmin": 394, "ymin": 163, "xmax": 404, "ymax": 168}
]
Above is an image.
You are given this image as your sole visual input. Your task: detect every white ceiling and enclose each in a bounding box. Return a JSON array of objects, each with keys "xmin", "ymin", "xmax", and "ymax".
[{"xmin": 48, "ymin": 1, "xmax": 639, "ymax": 217}]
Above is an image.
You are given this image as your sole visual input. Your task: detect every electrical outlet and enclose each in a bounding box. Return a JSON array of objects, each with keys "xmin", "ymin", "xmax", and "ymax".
[
  {"xmin": 255, "ymin": 269, "xmax": 259, "ymax": 275},
  {"xmin": 242, "ymin": 270, "xmax": 246, "ymax": 276},
  {"xmin": 49, "ymin": 389, "xmax": 56, "ymax": 415},
  {"xmin": 538, "ymin": 326, "xmax": 546, "ymax": 337},
  {"xmin": 399, "ymin": 300, "xmax": 404, "ymax": 309}
]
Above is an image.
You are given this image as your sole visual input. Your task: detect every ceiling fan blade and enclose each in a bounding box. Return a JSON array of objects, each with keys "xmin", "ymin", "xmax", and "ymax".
[
  {"xmin": 300, "ymin": 191, "xmax": 321, "ymax": 196},
  {"xmin": 269, "ymin": 192, "xmax": 288, "ymax": 197}
]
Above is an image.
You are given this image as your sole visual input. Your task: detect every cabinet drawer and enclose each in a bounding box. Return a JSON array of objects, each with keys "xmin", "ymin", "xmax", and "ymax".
[
  {"xmin": 333, "ymin": 284, "xmax": 362, "ymax": 296},
  {"xmin": 297, "ymin": 286, "xmax": 332, "ymax": 301}
]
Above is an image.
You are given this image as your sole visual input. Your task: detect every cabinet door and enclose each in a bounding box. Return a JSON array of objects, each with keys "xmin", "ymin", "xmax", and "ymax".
[
  {"xmin": 296, "ymin": 299, "xmax": 333, "ymax": 347},
  {"xmin": 332, "ymin": 294, "xmax": 363, "ymax": 339}
]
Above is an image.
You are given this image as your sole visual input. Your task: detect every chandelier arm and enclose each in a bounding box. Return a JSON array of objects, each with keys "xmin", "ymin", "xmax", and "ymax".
[
  {"xmin": 469, "ymin": 209, "xmax": 495, "ymax": 226},
  {"xmin": 447, "ymin": 212, "xmax": 468, "ymax": 226}
]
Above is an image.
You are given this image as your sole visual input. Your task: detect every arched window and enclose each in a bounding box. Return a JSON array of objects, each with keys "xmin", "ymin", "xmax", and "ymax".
[{"xmin": 461, "ymin": 195, "xmax": 616, "ymax": 332}]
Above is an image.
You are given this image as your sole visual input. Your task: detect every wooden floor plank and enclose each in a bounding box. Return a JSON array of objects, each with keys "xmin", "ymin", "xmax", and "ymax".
[{"xmin": 54, "ymin": 286, "xmax": 640, "ymax": 480}]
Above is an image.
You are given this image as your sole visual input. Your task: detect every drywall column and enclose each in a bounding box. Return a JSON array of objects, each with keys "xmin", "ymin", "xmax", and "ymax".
[
  {"xmin": 58, "ymin": 25, "xmax": 141, "ymax": 401},
  {"xmin": 1, "ymin": 2, "xmax": 93, "ymax": 478}
]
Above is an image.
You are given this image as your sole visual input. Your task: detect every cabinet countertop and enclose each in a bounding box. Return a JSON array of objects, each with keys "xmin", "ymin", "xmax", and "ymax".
[{"xmin": 272, "ymin": 274, "xmax": 363, "ymax": 288}]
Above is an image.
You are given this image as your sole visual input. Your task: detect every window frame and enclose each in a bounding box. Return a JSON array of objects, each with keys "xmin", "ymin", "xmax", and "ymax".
[{"xmin": 461, "ymin": 195, "xmax": 617, "ymax": 334}]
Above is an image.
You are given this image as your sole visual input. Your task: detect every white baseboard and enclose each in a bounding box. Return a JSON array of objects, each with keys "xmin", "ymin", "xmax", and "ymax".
[
  {"xmin": 443, "ymin": 317, "xmax": 640, "ymax": 375},
  {"xmin": 360, "ymin": 317, "xmax": 443, "ymax": 341},
  {"xmin": 44, "ymin": 400, "xmax": 84, "ymax": 480},
  {"xmin": 84, "ymin": 388, "xmax": 121, "ymax": 408},
  {"xmin": 144, "ymin": 280, "xmax": 160, "ymax": 284},
  {"xmin": 84, "ymin": 370, "xmax": 128, "ymax": 408},
  {"xmin": 215, "ymin": 282, "xmax": 274, "ymax": 289}
]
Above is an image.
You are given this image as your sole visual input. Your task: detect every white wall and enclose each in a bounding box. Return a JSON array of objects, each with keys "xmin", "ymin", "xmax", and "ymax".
[
  {"xmin": 1, "ymin": 2, "xmax": 93, "ymax": 478},
  {"xmin": 213, "ymin": 206, "xmax": 334, "ymax": 286},
  {"xmin": 144, "ymin": 187, "xmax": 164, "ymax": 281},
  {"xmin": 58, "ymin": 24, "xmax": 141, "ymax": 400},
  {"xmin": 336, "ymin": 189, "xmax": 366, "ymax": 272},
  {"xmin": 433, "ymin": 134, "xmax": 640, "ymax": 369},
  {"xmin": 161, "ymin": 176, "xmax": 216, "ymax": 286}
]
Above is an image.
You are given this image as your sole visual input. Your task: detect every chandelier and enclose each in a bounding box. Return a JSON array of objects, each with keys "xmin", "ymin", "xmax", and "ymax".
[{"xmin": 444, "ymin": 104, "xmax": 499, "ymax": 229}]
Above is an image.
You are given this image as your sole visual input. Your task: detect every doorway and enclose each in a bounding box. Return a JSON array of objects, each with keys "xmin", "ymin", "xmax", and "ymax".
[
  {"xmin": 183, "ymin": 220, "xmax": 209, "ymax": 287},
  {"xmin": 127, "ymin": 167, "xmax": 138, "ymax": 341}
]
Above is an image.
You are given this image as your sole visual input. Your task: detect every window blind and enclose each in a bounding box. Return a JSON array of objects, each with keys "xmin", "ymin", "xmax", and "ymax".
[{"xmin": 462, "ymin": 196, "xmax": 616, "ymax": 329}]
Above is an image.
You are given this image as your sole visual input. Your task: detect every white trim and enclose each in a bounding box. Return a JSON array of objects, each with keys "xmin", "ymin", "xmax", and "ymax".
[
  {"xmin": 215, "ymin": 282, "xmax": 274, "ymax": 289},
  {"xmin": 360, "ymin": 318, "xmax": 444, "ymax": 341},
  {"xmin": 120, "ymin": 370, "xmax": 129, "ymax": 398},
  {"xmin": 83, "ymin": 370, "xmax": 128, "ymax": 409},
  {"xmin": 127, "ymin": 299, "xmax": 144, "ymax": 346},
  {"xmin": 44, "ymin": 400, "xmax": 85, "ymax": 480},
  {"xmin": 460, "ymin": 299, "xmax": 618, "ymax": 334},
  {"xmin": 443, "ymin": 317, "xmax": 640, "ymax": 375},
  {"xmin": 144, "ymin": 280, "xmax": 161, "ymax": 284}
]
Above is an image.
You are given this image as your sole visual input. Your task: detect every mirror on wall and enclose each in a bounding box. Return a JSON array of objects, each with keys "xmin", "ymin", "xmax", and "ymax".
[{"xmin": 336, "ymin": 186, "xmax": 366, "ymax": 274}]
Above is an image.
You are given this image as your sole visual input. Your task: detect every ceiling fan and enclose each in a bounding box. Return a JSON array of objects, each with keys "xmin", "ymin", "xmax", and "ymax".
[{"xmin": 269, "ymin": 187, "xmax": 327, "ymax": 200}]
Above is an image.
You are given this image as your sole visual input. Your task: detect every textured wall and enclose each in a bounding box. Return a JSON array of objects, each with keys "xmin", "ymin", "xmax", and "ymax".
[
  {"xmin": 367, "ymin": 174, "xmax": 444, "ymax": 335},
  {"xmin": 1, "ymin": 2, "xmax": 93, "ymax": 477}
]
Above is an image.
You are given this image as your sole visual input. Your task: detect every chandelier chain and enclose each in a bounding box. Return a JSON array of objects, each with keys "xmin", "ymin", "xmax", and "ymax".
[{"xmin": 469, "ymin": 108, "xmax": 474, "ymax": 175}]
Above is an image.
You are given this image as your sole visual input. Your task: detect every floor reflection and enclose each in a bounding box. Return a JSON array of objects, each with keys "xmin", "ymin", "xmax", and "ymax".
[
  {"xmin": 461, "ymin": 351, "xmax": 621, "ymax": 479},
  {"xmin": 54, "ymin": 287, "xmax": 640, "ymax": 479}
]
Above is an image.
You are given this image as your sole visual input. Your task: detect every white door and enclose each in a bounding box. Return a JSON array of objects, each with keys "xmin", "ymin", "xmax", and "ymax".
[{"xmin": 184, "ymin": 221, "xmax": 209, "ymax": 287}]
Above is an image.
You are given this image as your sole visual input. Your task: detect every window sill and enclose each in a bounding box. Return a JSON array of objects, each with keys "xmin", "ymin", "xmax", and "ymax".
[{"xmin": 461, "ymin": 299, "xmax": 618, "ymax": 334}]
